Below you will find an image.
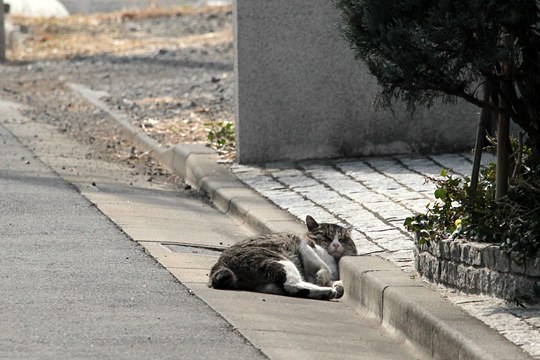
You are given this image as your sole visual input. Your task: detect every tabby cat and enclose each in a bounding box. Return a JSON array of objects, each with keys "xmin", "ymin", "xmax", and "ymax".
[{"xmin": 209, "ymin": 215, "xmax": 358, "ymax": 300}]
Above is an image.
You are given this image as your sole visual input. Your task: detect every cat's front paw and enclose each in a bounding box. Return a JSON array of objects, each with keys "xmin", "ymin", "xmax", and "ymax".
[
  {"xmin": 332, "ymin": 281, "xmax": 344, "ymax": 299},
  {"xmin": 315, "ymin": 268, "xmax": 332, "ymax": 287}
]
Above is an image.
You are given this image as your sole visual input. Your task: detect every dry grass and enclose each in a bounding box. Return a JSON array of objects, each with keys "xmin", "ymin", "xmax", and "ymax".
[
  {"xmin": 9, "ymin": 5, "xmax": 233, "ymax": 61},
  {"xmin": 6, "ymin": 4, "xmax": 236, "ymax": 160}
]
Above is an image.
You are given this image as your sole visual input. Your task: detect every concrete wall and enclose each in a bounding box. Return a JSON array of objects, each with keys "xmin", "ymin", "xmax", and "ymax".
[{"xmin": 233, "ymin": 0, "xmax": 478, "ymax": 164}]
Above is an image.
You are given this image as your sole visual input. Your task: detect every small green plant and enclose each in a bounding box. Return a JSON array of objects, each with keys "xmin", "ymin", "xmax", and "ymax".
[{"xmin": 205, "ymin": 120, "xmax": 235, "ymax": 152}]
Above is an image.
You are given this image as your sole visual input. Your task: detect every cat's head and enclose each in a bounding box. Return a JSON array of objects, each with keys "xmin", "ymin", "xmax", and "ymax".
[{"xmin": 305, "ymin": 215, "xmax": 358, "ymax": 259}]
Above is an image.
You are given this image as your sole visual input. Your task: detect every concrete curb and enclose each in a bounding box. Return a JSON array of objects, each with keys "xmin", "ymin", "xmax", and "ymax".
[
  {"xmin": 70, "ymin": 82, "xmax": 533, "ymax": 360},
  {"xmin": 340, "ymin": 256, "xmax": 532, "ymax": 360}
]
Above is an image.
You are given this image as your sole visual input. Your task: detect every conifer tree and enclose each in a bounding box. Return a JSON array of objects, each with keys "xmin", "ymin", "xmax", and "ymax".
[{"xmin": 336, "ymin": 0, "xmax": 540, "ymax": 198}]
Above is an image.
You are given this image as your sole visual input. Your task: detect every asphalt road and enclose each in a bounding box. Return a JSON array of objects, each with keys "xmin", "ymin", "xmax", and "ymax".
[{"xmin": 59, "ymin": 0, "xmax": 205, "ymax": 14}]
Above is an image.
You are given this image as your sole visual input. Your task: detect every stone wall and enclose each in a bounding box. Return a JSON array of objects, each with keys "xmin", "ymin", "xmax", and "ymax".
[
  {"xmin": 415, "ymin": 240, "xmax": 540, "ymax": 302},
  {"xmin": 233, "ymin": 0, "xmax": 478, "ymax": 164}
]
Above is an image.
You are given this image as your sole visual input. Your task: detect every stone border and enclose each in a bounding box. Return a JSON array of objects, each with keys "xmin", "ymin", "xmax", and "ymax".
[{"xmin": 415, "ymin": 239, "xmax": 540, "ymax": 302}]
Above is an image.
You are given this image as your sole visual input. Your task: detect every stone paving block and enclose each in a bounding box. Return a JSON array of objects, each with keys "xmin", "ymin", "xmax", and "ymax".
[
  {"xmin": 368, "ymin": 179, "xmax": 406, "ymax": 192},
  {"xmin": 482, "ymin": 247, "xmax": 511, "ymax": 273},
  {"xmin": 374, "ymin": 237, "xmax": 415, "ymax": 252},
  {"xmin": 385, "ymin": 188, "xmax": 426, "ymax": 201},
  {"xmin": 455, "ymin": 263, "xmax": 468, "ymax": 289},
  {"xmin": 302, "ymin": 166, "xmax": 339, "ymax": 180},
  {"xmin": 429, "ymin": 153, "xmax": 472, "ymax": 176},
  {"xmin": 297, "ymin": 184, "xmax": 342, "ymax": 200},
  {"xmin": 349, "ymin": 214, "xmax": 392, "ymax": 233},
  {"xmin": 298, "ymin": 186, "xmax": 345, "ymax": 205},
  {"xmin": 448, "ymin": 241, "xmax": 461, "ymax": 262},
  {"xmin": 395, "ymin": 155, "xmax": 443, "ymax": 175},
  {"xmin": 384, "ymin": 249, "xmax": 415, "ymax": 265},
  {"xmin": 400, "ymin": 199, "xmax": 431, "ymax": 214},
  {"xmin": 301, "ymin": 162, "xmax": 335, "ymax": 171},
  {"xmin": 236, "ymin": 173, "xmax": 284, "ymax": 191},
  {"xmin": 334, "ymin": 200, "xmax": 370, "ymax": 213},
  {"xmin": 468, "ymin": 244, "xmax": 484, "ymax": 266},
  {"xmin": 436, "ymin": 240, "xmax": 452, "ymax": 260},
  {"xmin": 322, "ymin": 179, "xmax": 365, "ymax": 195},
  {"xmin": 336, "ymin": 161, "xmax": 373, "ymax": 175},
  {"xmin": 461, "ymin": 152, "xmax": 497, "ymax": 167},
  {"xmin": 261, "ymin": 162, "xmax": 295, "ymax": 171},
  {"xmin": 365, "ymin": 229, "xmax": 405, "ymax": 240},
  {"xmin": 229, "ymin": 163, "xmax": 260, "ymax": 174},
  {"xmin": 360, "ymin": 157, "xmax": 399, "ymax": 170},
  {"xmin": 278, "ymin": 174, "xmax": 319, "ymax": 188},
  {"xmin": 298, "ymin": 209, "xmax": 337, "ymax": 224},
  {"xmin": 354, "ymin": 237, "xmax": 385, "ymax": 255},
  {"xmin": 262, "ymin": 189, "xmax": 311, "ymax": 208},
  {"xmin": 346, "ymin": 191, "xmax": 387, "ymax": 206},
  {"xmin": 271, "ymin": 168, "xmax": 302, "ymax": 178},
  {"xmin": 510, "ymin": 255, "xmax": 527, "ymax": 275},
  {"xmin": 363, "ymin": 202, "xmax": 413, "ymax": 221}
]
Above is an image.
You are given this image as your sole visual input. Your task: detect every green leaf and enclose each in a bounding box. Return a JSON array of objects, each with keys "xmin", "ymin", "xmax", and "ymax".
[{"xmin": 434, "ymin": 188, "xmax": 447, "ymax": 199}]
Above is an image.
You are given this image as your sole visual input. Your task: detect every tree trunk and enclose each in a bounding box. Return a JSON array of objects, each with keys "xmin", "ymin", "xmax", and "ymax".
[
  {"xmin": 495, "ymin": 28, "xmax": 514, "ymax": 201},
  {"xmin": 470, "ymin": 80, "xmax": 493, "ymax": 198},
  {"xmin": 496, "ymin": 84, "xmax": 510, "ymax": 200}
]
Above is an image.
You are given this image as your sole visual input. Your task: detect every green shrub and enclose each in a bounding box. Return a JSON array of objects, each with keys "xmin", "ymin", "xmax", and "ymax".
[
  {"xmin": 404, "ymin": 164, "xmax": 540, "ymax": 262},
  {"xmin": 335, "ymin": 0, "xmax": 540, "ymax": 155}
]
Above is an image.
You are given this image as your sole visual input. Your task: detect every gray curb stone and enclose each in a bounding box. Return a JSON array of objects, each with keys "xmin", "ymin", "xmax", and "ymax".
[
  {"xmin": 341, "ymin": 256, "xmax": 532, "ymax": 360},
  {"xmin": 70, "ymin": 82, "xmax": 532, "ymax": 360}
]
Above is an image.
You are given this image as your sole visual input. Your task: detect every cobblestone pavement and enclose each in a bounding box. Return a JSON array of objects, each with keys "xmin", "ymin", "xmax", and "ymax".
[{"xmin": 231, "ymin": 152, "xmax": 540, "ymax": 358}]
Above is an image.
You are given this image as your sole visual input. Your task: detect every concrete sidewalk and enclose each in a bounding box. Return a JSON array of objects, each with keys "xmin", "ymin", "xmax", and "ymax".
[{"xmin": 69, "ymin": 82, "xmax": 538, "ymax": 359}]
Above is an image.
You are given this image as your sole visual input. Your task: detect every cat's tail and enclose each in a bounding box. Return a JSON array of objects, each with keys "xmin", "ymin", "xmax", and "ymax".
[{"xmin": 209, "ymin": 266, "xmax": 238, "ymax": 289}]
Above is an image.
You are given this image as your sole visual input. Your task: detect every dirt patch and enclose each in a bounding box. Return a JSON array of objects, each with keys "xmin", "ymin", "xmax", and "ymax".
[
  {"xmin": 11, "ymin": 6, "xmax": 233, "ymax": 61},
  {"xmin": 0, "ymin": 4, "xmax": 235, "ymax": 186}
]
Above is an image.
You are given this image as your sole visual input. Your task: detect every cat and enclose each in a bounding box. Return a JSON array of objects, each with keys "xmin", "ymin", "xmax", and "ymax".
[{"xmin": 209, "ymin": 215, "xmax": 358, "ymax": 300}]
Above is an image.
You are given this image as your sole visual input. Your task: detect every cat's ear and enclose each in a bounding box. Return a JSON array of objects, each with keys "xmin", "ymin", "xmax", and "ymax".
[
  {"xmin": 305, "ymin": 215, "xmax": 319, "ymax": 231},
  {"xmin": 344, "ymin": 224, "xmax": 353, "ymax": 235}
]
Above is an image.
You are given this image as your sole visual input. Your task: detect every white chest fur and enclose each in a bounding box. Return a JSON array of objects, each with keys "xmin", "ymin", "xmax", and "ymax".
[{"xmin": 313, "ymin": 245, "xmax": 339, "ymax": 280}]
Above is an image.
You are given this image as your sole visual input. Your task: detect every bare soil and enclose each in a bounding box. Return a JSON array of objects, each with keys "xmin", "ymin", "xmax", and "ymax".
[{"xmin": 0, "ymin": 5, "xmax": 234, "ymax": 185}]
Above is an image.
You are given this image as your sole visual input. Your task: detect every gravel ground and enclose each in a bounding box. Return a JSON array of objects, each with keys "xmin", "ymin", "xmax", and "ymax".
[{"xmin": 1, "ymin": 5, "xmax": 233, "ymax": 182}]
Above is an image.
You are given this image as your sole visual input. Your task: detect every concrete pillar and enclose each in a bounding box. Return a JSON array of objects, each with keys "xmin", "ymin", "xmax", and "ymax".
[{"xmin": 233, "ymin": 0, "xmax": 477, "ymax": 164}]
